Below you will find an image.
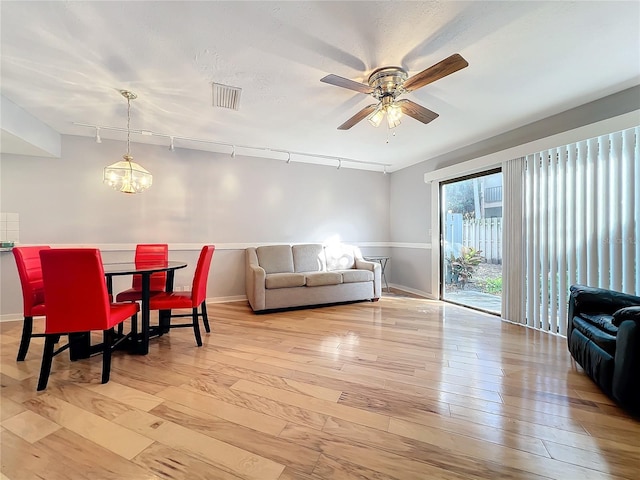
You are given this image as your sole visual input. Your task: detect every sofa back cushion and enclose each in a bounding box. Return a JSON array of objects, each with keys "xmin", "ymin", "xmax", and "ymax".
[
  {"xmin": 256, "ymin": 245, "xmax": 294, "ymax": 274},
  {"xmin": 325, "ymin": 244, "xmax": 356, "ymax": 271},
  {"xmin": 292, "ymin": 244, "xmax": 325, "ymax": 273}
]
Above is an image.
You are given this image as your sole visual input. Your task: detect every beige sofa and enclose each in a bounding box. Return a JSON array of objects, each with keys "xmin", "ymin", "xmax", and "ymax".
[{"xmin": 245, "ymin": 243, "xmax": 381, "ymax": 312}]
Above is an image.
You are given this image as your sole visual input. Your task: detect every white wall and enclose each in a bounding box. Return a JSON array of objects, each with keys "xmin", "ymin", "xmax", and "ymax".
[
  {"xmin": 0, "ymin": 135, "xmax": 390, "ymax": 318},
  {"xmin": 3, "ymin": 86, "xmax": 638, "ymax": 318},
  {"xmin": 388, "ymin": 162, "xmax": 433, "ymax": 297}
]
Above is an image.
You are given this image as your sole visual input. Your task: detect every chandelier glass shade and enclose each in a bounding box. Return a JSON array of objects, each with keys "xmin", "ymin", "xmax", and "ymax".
[
  {"xmin": 104, "ymin": 155, "xmax": 152, "ymax": 193},
  {"xmin": 103, "ymin": 90, "xmax": 152, "ymax": 194}
]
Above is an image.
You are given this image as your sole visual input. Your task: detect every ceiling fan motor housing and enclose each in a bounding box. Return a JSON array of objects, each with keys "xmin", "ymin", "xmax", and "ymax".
[{"xmin": 368, "ymin": 67, "xmax": 408, "ymax": 100}]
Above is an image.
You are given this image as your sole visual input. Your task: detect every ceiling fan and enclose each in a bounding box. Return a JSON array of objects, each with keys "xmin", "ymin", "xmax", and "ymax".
[{"xmin": 321, "ymin": 53, "xmax": 468, "ymax": 130}]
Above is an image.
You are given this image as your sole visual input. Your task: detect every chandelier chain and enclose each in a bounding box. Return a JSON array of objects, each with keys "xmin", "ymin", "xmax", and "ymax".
[{"xmin": 126, "ymin": 95, "xmax": 131, "ymax": 157}]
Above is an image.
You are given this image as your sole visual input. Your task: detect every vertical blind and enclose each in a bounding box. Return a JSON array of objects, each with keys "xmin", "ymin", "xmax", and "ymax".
[{"xmin": 522, "ymin": 126, "xmax": 639, "ymax": 334}]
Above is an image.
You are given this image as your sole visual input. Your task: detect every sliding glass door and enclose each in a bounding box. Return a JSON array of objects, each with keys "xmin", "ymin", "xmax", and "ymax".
[{"xmin": 441, "ymin": 169, "xmax": 502, "ymax": 314}]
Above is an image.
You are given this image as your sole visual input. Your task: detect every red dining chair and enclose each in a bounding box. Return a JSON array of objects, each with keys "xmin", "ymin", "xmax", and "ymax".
[
  {"xmin": 149, "ymin": 245, "xmax": 215, "ymax": 347},
  {"xmin": 12, "ymin": 246, "xmax": 50, "ymax": 361},
  {"xmin": 115, "ymin": 243, "xmax": 169, "ymax": 302},
  {"xmin": 37, "ymin": 248, "xmax": 139, "ymax": 391}
]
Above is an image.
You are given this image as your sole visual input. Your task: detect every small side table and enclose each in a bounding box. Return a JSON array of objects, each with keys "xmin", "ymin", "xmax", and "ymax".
[{"xmin": 363, "ymin": 256, "xmax": 390, "ymax": 293}]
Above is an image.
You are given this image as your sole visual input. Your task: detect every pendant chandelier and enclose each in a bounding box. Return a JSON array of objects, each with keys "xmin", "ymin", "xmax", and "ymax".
[{"xmin": 103, "ymin": 90, "xmax": 152, "ymax": 194}]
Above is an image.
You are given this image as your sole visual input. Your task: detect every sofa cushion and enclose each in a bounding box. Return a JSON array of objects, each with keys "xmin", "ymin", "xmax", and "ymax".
[
  {"xmin": 337, "ymin": 269, "xmax": 373, "ymax": 283},
  {"xmin": 569, "ymin": 328, "xmax": 614, "ymax": 395},
  {"xmin": 292, "ymin": 244, "xmax": 325, "ymax": 273},
  {"xmin": 265, "ymin": 273, "xmax": 306, "ymax": 289},
  {"xmin": 256, "ymin": 245, "xmax": 294, "ymax": 274},
  {"xmin": 572, "ymin": 316, "xmax": 617, "ymax": 355},
  {"xmin": 580, "ymin": 313, "xmax": 618, "ymax": 336},
  {"xmin": 325, "ymin": 244, "xmax": 356, "ymax": 271},
  {"xmin": 305, "ymin": 272, "xmax": 343, "ymax": 287}
]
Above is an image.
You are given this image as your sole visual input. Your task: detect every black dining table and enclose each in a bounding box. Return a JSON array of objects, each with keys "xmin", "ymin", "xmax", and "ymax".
[
  {"xmin": 69, "ymin": 260, "xmax": 187, "ymax": 359},
  {"xmin": 104, "ymin": 260, "xmax": 187, "ymax": 354}
]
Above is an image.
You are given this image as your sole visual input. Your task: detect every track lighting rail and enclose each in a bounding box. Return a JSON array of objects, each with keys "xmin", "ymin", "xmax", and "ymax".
[{"xmin": 75, "ymin": 122, "xmax": 392, "ymax": 171}]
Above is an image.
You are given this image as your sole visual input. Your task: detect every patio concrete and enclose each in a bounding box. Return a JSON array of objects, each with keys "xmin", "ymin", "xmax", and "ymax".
[{"xmin": 444, "ymin": 290, "xmax": 501, "ymax": 314}]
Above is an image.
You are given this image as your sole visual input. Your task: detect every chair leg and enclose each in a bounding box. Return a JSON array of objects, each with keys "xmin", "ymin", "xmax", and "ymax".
[
  {"xmin": 37, "ymin": 335, "xmax": 57, "ymax": 391},
  {"xmin": 17, "ymin": 316, "xmax": 34, "ymax": 361},
  {"xmin": 201, "ymin": 302, "xmax": 210, "ymax": 333},
  {"xmin": 192, "ymin": 308, "xmax": 202, "ymax": 347},
  {"xmin": 102, "ymin": 328, "xmax": 114, "ymax": 384}
]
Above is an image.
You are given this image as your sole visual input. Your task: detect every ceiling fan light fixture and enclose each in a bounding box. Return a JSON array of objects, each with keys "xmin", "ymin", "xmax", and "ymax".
[
  {"xmin": 367, "ymin": 105, "xmax": 384, "ymax": 127},
  {"xmin": 386, "ymin": 103, "xmax": 402, "ymax": 128},
  {"xmin": 322, "ymin": 54, "xmax": 468, "ymax": 130}
]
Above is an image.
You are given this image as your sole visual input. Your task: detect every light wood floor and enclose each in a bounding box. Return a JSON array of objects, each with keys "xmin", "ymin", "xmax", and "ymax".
[{"xmin": 1, "ymin": 293, "xmax": 639, "ymax": 479}]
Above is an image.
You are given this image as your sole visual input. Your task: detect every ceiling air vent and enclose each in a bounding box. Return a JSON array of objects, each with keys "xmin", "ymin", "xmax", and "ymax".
[{"xmin": 212, "ymin": 82, "xmax": 242, "ymax": 110}]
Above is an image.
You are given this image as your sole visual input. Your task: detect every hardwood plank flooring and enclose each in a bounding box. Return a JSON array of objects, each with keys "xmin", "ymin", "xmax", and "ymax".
[{"xmin": 2, "ymin": 294, "xmax": 639, "ymax": 479}]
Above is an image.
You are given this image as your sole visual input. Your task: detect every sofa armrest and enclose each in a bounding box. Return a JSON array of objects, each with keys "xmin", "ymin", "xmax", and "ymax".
[
  {"xmin": 245, "ymin": 248, "xmax": 266, "ymax": 311},
  {"xmin": 569, "ymin": 284, "xmax": 640, "ymax": 315},
  {"xmin": 612, "ymin": 316, "xmax": 640, "ymax": 412},
  {"xmin": 355, "ymin": 258, "xmax": 381, "ymax": 299},
  {"xmin": 612, "ymin": 306, "xmax": 640, "ymax": 327}
]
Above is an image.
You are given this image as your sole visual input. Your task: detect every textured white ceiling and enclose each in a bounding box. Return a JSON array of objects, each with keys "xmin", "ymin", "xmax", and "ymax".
[{"xmin": 1, "ymin": 1, "xmax": 639, "ymax": 171}]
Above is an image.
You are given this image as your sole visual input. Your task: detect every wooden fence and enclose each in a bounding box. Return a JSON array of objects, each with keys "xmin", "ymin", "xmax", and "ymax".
[{"xmin": 462, "ymin": 218, "xmax": 502, "ymax": 264}]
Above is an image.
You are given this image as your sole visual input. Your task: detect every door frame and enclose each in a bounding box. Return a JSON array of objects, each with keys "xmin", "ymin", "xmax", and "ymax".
[{"xmin": 438, "ymin": 167, "xmax": 502, "ymax": 313}]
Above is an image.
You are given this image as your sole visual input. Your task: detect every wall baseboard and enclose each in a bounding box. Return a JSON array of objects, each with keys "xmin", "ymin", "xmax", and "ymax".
[
  {"xmin": 0, "ymin": 288, "xmax": 442, "ymax": 322},
  {"xmin": 208, "ymin": 295, "xmax": 247, "ymax": 304},
  {"xmin": 387, "ymin": 283, "xmax": 436, "ymax": 300},
  {"xmin": 0, "ymin": 296, "xmax": 250, "ymax": 323}
]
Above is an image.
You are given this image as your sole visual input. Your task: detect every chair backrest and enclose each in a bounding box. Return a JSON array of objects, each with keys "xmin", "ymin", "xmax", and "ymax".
[
  {"xmin": 190, "ymin": 245, "xmax": 215, "ymax": 306},
  {"xmin": 12, "ymin": 246, "xmax": 50, "ymax": 315},
  {"xmin": 40, "ymin": 249, "xmax": 111, "ymax": 334},
  {"xmin": 132, "ymin": 243, "xmax": 168, "ymax": 291}
]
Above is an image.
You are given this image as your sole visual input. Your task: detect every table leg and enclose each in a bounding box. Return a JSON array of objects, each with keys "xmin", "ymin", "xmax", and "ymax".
[
  {"xmin": 380, "ymin": 258, "xmax": 389, "ymax": 292},
  {"xmin": 138, "ymin": 273, "xmax": 151, "ymax": 355},
  {"xmin": 159, "ymin": 270, "xmax": 175, "ymax": 334},
  {"xmin": 68, "ymin": 332, "xmax": 91, "ymax": 360}
]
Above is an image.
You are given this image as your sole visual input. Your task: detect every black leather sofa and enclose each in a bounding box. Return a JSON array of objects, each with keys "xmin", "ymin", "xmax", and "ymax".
[{"xmin": 567, "ymin": 284, "xmax": 640, "ymax": 414}]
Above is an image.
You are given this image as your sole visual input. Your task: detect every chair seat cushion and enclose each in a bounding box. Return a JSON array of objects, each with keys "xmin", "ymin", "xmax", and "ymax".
[
  {"xmin": 149, "ymin": 292, "xmax": 193, "ymax": 310},
  {"xmin": 115, "ymin": 288, "xmax": 164, "ymax": 302},
  {"xmin": 572, "ymin": 316, "xmax": 617, "ymax": 355},
  {"xmin": 31, "ymin": 303, "xmax": 46, "ymax": 316},
  {"xmin": 579, "ymin": 313, "xmax": 618, "ymax": 336},
  {"xmin": 305, "ymin": 272, "xmax": 343, "ymax": 287},
  {"xmin": 265, "ymin": 273, "xmax": 306, "ymax": 289},
  {"xmin": 108, "ymin": 302, "xmax": 140, "ymax": 329},
  {"xmin": 336, "ymin": 269, "xmax": 374, "ymax": 283}
]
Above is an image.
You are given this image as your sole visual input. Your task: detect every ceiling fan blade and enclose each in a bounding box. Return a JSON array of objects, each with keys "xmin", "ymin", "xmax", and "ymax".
[
  {"xmin": 337, "ymin": 104, "xmax": 378, "ymax": 130},
  {"xmin": 321, "ymin": 74, "xmax": 374, "ymax": 94},
  {"xmin": 397, "ymin": 99, "xmax": 439, "ymax": 124},
  {"xmin": 403, "ymin": 53, "xmax": 469, "ymax": 92}
]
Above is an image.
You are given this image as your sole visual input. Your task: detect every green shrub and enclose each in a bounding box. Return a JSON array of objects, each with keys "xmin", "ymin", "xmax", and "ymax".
[
  {"xmin": 446, "ymin": 247, "xmax": 484, "ymax": 288},
  {"xmin": 482, "ymin": 277, "xmax": 502, "ymax": 295}
]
